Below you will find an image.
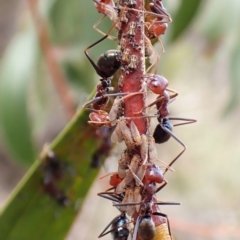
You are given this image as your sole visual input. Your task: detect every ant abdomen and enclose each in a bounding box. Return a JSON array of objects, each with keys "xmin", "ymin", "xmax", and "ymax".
[
  {"xmin": 153, "ymin": 120, "xmax": 172, "ymax": 144},
  {"xmin": 111, "ymin": 215, "xmax": 129, "ymax": 240},
  {"xmin": 138, "ymin": 217, "xmax": 155, "ymax": 240},
  {"xmin": 97, "ymin": 50, "xmax": 121, "ymax": 78}
]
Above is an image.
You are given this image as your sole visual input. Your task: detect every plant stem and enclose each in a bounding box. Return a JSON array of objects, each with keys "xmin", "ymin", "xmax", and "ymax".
[{"xmin": 118, "ymin": 0, "xmax": 148, "ymax": 134}]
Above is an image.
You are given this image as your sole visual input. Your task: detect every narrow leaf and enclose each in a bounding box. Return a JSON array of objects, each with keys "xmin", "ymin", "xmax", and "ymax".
[{"xmin": 0, "ymin": 98, "xmax": 110, "ymax": 239}]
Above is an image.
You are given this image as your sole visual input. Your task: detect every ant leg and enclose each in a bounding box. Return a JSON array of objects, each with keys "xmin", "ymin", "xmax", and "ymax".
[
  {"xmin": 113, "ymin": 201, "xmax": 142, "ymax": 208},
  {"xmin": 98, "ymin": 191, "xmax": 123, "ymax": 203},
  {"xmin": 98, "ymin": 186, "xmax": 124, "ymax": 202},
  {"xmin": 118, "ymin": 6, "xmax": 172, "ymax": 23},
  {"xmin": 93, "ymin": 15, "xmax": 117, "ymax": 41},
  {"xmin": 135, "ymin": 91, "xmax": 178, "ymax": 114},
  {"xmin": 83, "ymin": 92, "xmax": 128, "ymax": 109},
  {"xmin": 168, "ymin": 117, "xmax": 197, "ymax": 127},
  {"xmin": 84, "ymin": 15, "xmax": 120, "ymax": 76},
  {"xmin": 98, "ymin": 214, "xmax": 122, "ymax": 238},
  {"xmin": 157, "ymin": 35, "xmax": 165, "ymax": 55},
  {"xmin": 156, "ymin": 180, "xmax": 168, "ymax": 193},
  {"xmin": 154, "ymin": 201, "xmax": 180, "ymax": 206},
  {"xmin": 84, "ymin": 88, "xmax": 150, "ymax": 110},
  {"xmin": 132, "ymin": 215, "xmax": 141, "ymax": 240},
  {"xmin": 128, "ymin": 164, "xmax": 144, "ymax": 187},
  {"xmin": 160, "ymin": 124, "xmax": 186, "ymax": 175},
  {"xmin": 155, "ymin": 159, "xmax": 175, "ymax": 173},
  {"xmin": 152, "ymin": 212, "xmax": 172, "ymax": 238},
  {"xmin": 145, "ymin": 36, "xmax": 160, "ymax": 73}
]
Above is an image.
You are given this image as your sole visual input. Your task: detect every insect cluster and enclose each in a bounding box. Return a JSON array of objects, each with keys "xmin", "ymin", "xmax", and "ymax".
[{"xmin": 84, "ymin": 0, "xmax": 196, "ymax": 239}]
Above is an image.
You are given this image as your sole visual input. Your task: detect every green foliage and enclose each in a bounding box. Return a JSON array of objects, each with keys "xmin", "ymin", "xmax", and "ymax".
[
  {"xmin": 168, "ymin": 0, "xmax": 202, "ymax": 42},
  {"xmin": 224, "ymin": 35, "xmax": 240, "ymax": 115},
  {"xmin": 0, "ymin": 107, "xmax": 102, "ymax": 240},
  {"xmin": 1, "ymin": 0, "xmax": 240, "ymax": 238},
  {"xmin": 0, "ymin": 27, "xmax": 38, "ymax": 165}
]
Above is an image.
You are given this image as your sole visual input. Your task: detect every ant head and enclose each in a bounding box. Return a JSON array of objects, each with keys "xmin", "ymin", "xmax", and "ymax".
[
  {"xmin": 145, "ymin": 164, "xmax": 164, "ymax": 183},
  {"xmin": 146, "ymin": 74, "xmax": 168, "ymax": 95}
]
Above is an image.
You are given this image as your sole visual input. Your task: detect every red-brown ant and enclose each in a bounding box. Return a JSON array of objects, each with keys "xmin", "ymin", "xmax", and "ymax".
[
  {"xmin": 146, "ymin": 0, "xmax": 171, "ymax": 40},
  {"xmin": 113, "ymin": 181, "xmax": 179, "ymax": 240},
  {"xmin": 144, "ymin": 0, "xmax": 172, "ymax": 72},
  {"xmin": 143, "ymin": 74, "xmax": 169, "ymax": 95},
  {"xmin": 132, "ymin": 202, "xmax": 173, "ymax": 240}
]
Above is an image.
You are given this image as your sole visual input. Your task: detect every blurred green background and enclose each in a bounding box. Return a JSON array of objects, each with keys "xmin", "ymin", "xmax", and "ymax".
[{"xmin": 0, "ymin": 0, "xmax": 240, "ymax": 239}]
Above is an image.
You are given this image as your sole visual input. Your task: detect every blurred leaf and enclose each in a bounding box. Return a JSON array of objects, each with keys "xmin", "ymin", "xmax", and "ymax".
[
  {"xmin": 48, "ymin": 0, "xmax": 116, "ymax": 90},
  {"xmin": 59, "ymin": 47, "xmax": 97, "ymax": 92},
  {"xmin": 223, "ymin": 40, "xmax": 240, "ymax": 115},
  {"xmin": 0, "ymin": 28, "xmax": 38, "ymax": 165},
  {"xmin": 169, "ymin": 0, "xmax": 202, "ymax": 42},
  {"xmin": 198, "ymin": 0, "xmax": 240, "ymax": 43},
  {"xmin": 48, "ymin": 0, "xmax": 114, "ymax": 46},
  {"xmin": 0, "ymin": 103, "xmax": 106, "ymax": 240}
]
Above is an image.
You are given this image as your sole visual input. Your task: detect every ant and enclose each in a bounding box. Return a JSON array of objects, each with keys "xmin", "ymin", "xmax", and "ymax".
[
  {"xmin": 146, "ymin": 0, "xmax": 171, "ymax": 40},
  {"xmin": 145, "ymin": 0, "xmax": 172, "ymax": 71},
  {"xmin": 97, "ymin": 187, "xmax": 130, "ymax": 239},
  {"xmin": 90, "ymin": 127, "xmax": 114, "ymax": 168},
  {"xmin": 113, "ymin": 180, "xmax": 179, "ymax": 240},
  {"xmin": 143, "ymin": 90, "xmax": 196, "ymax": 174},
  {"xmin": 133, "ymin": 73, "xmax": 196, "ymax": 173},
  {"xmin": 98, "ymin": 212, "xmax": 129, "ymax": 239},
  {"xmin": 41, "ymin": 150, "xmax": 70, "ymax": 206},
  {"xmin": 84, "ymin": 20, "xmax": 122, "ymax": 110}
]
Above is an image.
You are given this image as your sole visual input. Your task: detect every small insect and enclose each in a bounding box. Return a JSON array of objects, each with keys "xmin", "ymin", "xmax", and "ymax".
[
  {"xmin": 90, "ymin": 127, "xmax": 114, "ymax": 168},
  {"xmin": 41, "ymin": 150, "xmax": 70, "ymax": 206},
  {"xmin": 128, "ymin": 55, "xmax": 138, "ymax": 70},
  {"xmin": 122, "ymin": 48, "xmax": 131, "ymax": 64},
  {"xmin": 127, "ymin": 22, "xmax": 137, "ymax": 36},
  {"xmin": 116, "ymin": 154, "xmax": 141, "ymax": 193}
]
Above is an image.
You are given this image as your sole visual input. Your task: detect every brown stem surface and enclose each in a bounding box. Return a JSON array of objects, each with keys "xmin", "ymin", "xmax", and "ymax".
[{"xmin": 118, "ymin": 0, "xmax": 147, "ymax": 134}]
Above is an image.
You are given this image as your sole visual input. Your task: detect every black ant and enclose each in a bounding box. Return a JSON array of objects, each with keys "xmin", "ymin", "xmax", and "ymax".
[
  {"xmin": 97, "ymin": 187, "xmax": 129, "ymax": 239},
  {"xmin": 41, "ymin": 150, "xmax": 70, "ymax": 206},
  {"xmin": 84, "ymin": 22, "xmax": 122, "ymax": 110},
  {"xmin": 98, "ymin": 212, "xmax": 129, "ymax": 240},
  {"xmin": 90, "ymin": 127, "xmax": 114, "ymax": 168},
  {"xmin": 145, "ymin": 90, "xmax": 196, "ymax": 174}
]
